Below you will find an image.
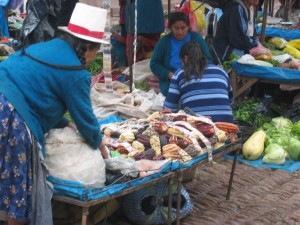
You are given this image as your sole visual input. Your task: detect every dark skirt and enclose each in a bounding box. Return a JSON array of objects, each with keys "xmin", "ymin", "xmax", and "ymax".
[{"xmin": 0, "ymin": 94, "xmax": 32, "ymax": 222}]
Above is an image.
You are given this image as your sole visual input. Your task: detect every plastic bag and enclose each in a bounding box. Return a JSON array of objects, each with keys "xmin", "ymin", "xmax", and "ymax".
[
  {"xmin": 180, "ymin": 0, "xmax": 207, "ymax": 33},
  {"xmin": 45, "ymin": 127, "xmax": 106, "ymax": 188},
  {"xmin": 190, "ymin": 0, "xmax": 207, "ymax": 32},
  {"xmin": 123, "ymin": 59, "xmax": 154, "ymax": 82}
]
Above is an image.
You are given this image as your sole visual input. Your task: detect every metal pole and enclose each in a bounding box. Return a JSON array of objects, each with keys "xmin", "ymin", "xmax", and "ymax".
[
  {"xmin": 261, "ymin": 0, "xmax": 269, "ymax": 42},
  {"xmin": 168, "ymin": 0, "xmax": 171, "ymax": 19},
  {"xmin": 126, "ymin": 0, "xmax": 133, "ymax": 93}
]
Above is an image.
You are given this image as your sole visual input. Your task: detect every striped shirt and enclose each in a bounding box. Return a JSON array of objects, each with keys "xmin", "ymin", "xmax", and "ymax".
[{"xmin": 164, "ymin": 64, "xmax": 234, "ymax": 122}]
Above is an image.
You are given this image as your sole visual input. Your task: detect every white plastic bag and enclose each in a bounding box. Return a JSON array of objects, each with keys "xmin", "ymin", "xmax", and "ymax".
[
  {"xmin": 123, "ymin": 59, "xmax": 154, "ymax": 82},
  {"xmin": 45, "ymin": 127, "xmax": 106, "ymax": 188}
]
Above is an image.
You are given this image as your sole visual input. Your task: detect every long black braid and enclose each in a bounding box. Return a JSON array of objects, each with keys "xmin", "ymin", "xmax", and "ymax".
[
  {"xmin": 20, "ymin": 31, "xmax": 100, "ymax": 70},
  {"xmin": 179, "ymin": 41, "xmax": 207, "ymax": 81}
]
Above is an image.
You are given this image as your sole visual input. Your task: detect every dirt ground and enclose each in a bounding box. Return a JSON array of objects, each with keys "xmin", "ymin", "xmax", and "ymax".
[{"xmin": 180, "ymin": 159, "xmax": 300, "ymax": 225}]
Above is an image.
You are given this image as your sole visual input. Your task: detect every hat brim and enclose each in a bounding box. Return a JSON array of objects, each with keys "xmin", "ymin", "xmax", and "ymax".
[{"xmin": 58, "ymin": 26, "xmax": 110, "ymax": 45}]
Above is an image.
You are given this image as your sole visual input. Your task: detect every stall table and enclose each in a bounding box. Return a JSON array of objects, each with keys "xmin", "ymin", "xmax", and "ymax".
[
  {"xmin": 52, "ymin": 172, "xmax": 176, "ymax": 225},
  {"xmin": 230, "ymin": 61, "xmax": 300, "ymax": 99},
  {"xmin": 52, "ymin": 139, "xmax": 243, "ymax": 225}
]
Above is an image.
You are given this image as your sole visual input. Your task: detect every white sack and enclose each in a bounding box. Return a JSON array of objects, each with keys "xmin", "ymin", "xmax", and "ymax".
[{"xmin": 45, "ymin": 127, "xmax": 106, "ymax": 188}]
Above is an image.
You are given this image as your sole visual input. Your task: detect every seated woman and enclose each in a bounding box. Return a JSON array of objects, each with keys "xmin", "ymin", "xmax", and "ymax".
[
  {"xmin": 150, "ymin": 12, "xmax": 212, "ymax": 97},
  {"xmin": 163, "ymin": 41, "xmax": 234, "ymax": 122}
]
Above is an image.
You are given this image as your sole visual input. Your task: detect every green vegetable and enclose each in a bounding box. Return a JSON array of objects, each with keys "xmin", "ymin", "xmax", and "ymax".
[
  {"xmin": 271, "ymin": 117, "xmax": 293, "ymax": 130},
  {"xmin": 134, "ymin": 81, "xmax": 150, "ymax": 92},
  {"xmin": 262, "ymin": 42, "xmax": 276, "ymax": 50},
  {"xmin": 264, "ymin": 143, "xmax": 285, "ymax": 155},
  {"xmin": 262, "ymin": 117, "xmax": 293, "ymax": 150},
  {"xmin": 288, "ymin": 137, "xmax": 300, "ymax": 161},
  {"xmin": 264, "ymin": 59, "xmax": 280, "ymax": 67},
  {"xmin": 262, "ymin": 147, "xmax": 286, "ymax": 165},
  {"xmin": 87, "ymin": 54, "xmax": 103, "ymax": 75},
  {"xmin": 64, "ymin": 111, "xmax": 73, "ymax": 122},
  {"xmin": 291, "ymin": 120, "xmax": 300, "ymax": 140},
  {"xmin": 222, "ymin": 53, "xmax": 240, "ymax": 72}
]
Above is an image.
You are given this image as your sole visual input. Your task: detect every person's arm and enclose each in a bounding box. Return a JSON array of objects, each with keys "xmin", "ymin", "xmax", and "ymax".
[
  {"xmin": 193, "ymin": 32, "xmax": 213, "ymax": 62},
  {"xmin": 64, "ymin": 75, "xmax": 102, "ymax": 149},
  {"xmin": 163, "ymin": 70, "xmax": 182, "ymax": 112},
  {"xmin": 226, "ymin": 5, "xmax": 258, "ymax": 52},
  {"xmin": 150, "ymin": 36, "xmax": 171, "ymax": 81}
]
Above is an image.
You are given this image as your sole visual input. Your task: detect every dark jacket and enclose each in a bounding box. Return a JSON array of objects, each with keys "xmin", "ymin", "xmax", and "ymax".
[{"xmin": 213, "ymin": 0, "xmax": 258, "ymax": 62}]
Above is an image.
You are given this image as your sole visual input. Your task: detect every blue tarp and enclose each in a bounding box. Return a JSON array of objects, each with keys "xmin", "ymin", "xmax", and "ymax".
[
  {"xmin": 257, "ymin": 26, "xmax": 300, "ymax": 40},
  {"xmin": 224, "ymin": 154, "xmax": 300, "ymax": 173},
  {"xmin": 232, "ymin": 61, "xmax": 300, "ymax": 82},
  {"xmin": 48, "ymin": 161, "xmax": 174, "ymax": 201}
]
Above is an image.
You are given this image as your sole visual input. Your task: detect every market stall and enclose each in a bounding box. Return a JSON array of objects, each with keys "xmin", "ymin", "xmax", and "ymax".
[
  {"xmin": 230, "ymin": 61, "xmax": 300, "ymax": 98},
  {"xmin": 48, "ymin": 109, "xmax": 241, "ymax": 225}
]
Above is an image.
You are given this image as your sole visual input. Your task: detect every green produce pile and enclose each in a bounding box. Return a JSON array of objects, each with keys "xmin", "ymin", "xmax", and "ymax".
[
  {"xmin": 233, "ymin": 98, "xmax": 271, "ymax": 127},
  {"xmin": 262, "ymin": 42, "xmax": 285, "ymax": 56},
  {"xmin": 134, "ymin": 81, "xmax": 150, "ymax": 92},
  {"xmin": 242, "ymin": 116, "xmax": 300, "ymax": 165},
  {"xmin": 87, "ymin": 54, "xmax": 103, "ymax": 75},
  {"xmin": 261, "ymin": 117, "xmax": 300, "ymax": 162},
  {"xmin": 222, "ymin": 53, "xmax": 240, "ymax": 72}
]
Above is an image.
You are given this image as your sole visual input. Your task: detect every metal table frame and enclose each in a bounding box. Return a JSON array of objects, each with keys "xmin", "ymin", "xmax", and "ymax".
[{"xmin": 52, "ymin": 172, "xmax": 176, "ymax": 225}]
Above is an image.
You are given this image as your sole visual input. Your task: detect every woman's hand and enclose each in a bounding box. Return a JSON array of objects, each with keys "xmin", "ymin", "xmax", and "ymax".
[
  {"xmin": 168, "ymin": 71, "xmax": 174, "ymax": 79},
  {"xmin": 67, "ymin": 122, "xmax": 77, "ymax": 131},
  {"xmin": 98, "ymin": 142, "xmax": 109, "ymax": 159}
]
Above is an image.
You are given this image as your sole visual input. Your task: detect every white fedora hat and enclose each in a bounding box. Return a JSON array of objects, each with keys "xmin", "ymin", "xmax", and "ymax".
[{"xmin": 58, "ymin": 3, "xmax": 109, "ymax": 44}]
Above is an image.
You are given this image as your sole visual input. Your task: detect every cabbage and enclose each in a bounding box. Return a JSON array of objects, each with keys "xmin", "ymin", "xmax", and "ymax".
[
  {"xmin": 262, "ymin": 147, "xmax": 286, "ymax": 165},
  {"xmin": 288, "ymin": 137, "xmax": 300, "ymax": 161},
  {"xmin": 291, "ymin": 120, "xmax": 300, "ymax": 140},
  {"xmin": 264, "ymin": 143, "xmax": 285, "ymax": 155},
  {"xmin": 265, "ymin": 132, "xmax": 290, "ymax": 150},
  {"xmin": 271, "ymin": 117, "xmax": 293, "ymax": 130}
]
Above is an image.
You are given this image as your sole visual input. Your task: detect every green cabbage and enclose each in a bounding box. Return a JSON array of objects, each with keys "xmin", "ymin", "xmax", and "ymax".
[
  {"xmin": 264, "ymin": 143, "xmax": 285, "ymax": 155},
  {"xmin": 262, "ymin": 148, "xmax": 286, "ymax": 165},
  {"xmin": 291, "ymin": 121, "xmax": 300, "ymax": 140},
  {"xmin": 288, "ymin": 137, "xmax": 300, "ymax": 161},
  {"xmin": 271, "ymin": 117, "xmax": 293, "ymax": 130}
]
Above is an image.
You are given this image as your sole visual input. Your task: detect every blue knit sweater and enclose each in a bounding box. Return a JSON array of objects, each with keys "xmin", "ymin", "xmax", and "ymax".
[
  {"xmin": 164, "ymin": 64, "xmax": 234, "ymax": 122},
  {"xmin": 0, "ymin": 38, "xmax": 102, "ymax": 154},
  {"xmin": 150, "ymin": 31, "xmax": 212, "ymax": 96}
]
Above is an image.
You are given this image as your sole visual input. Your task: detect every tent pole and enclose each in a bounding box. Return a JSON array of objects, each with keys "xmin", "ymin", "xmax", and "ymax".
[
  {"xmin": 261, "ymin": 0, "xmax": 269, "ymax": 42},
  {"xmin": 168, "ymin": 0, "xmax": 171, "ymax": 19},
  {"xmin": 127, "ymin": 0, "xmax": 133, "ymax": 93}
]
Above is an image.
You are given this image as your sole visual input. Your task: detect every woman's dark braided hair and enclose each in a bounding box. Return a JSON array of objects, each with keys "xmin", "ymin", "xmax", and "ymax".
[
  {"xmin": 179, "ymin": 41, "xmax": 207, "ymax": 81},
  {"xmin": 56, "ymin": 30, "xmax": 100, "ymax": 66},
  {"xmin": 21, "ymin": 30, "xmax": 100, "ymax": 70}
]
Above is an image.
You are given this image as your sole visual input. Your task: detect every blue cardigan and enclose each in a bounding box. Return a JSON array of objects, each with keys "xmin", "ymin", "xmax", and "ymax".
[
  {"xmin": 150, "ymin": 31, "xmax": 212, "ymax": 96},
  {"xmin": 0, "ymin": 38, "xmax": 102, "ymax": 155}
]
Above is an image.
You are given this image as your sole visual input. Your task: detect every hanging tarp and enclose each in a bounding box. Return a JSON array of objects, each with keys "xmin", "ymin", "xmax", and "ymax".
[
  {"xmin": 17, "ymin": 0, "xmax": 61, "ymax": 48},
  {"xmin": 0, "ymin": 7, "xmax": 9, "ymax": 37}
]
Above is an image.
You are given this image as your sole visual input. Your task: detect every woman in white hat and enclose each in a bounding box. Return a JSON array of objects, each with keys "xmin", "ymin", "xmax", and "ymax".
[{"xmin": 0, "ymin": 3, "xmax": 108, "ymax": 225}]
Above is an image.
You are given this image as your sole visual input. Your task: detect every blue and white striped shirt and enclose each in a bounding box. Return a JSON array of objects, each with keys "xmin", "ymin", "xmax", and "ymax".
[{"xmin": 164, "ymin": 64, "xmax": 234, "ymax": 122}]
